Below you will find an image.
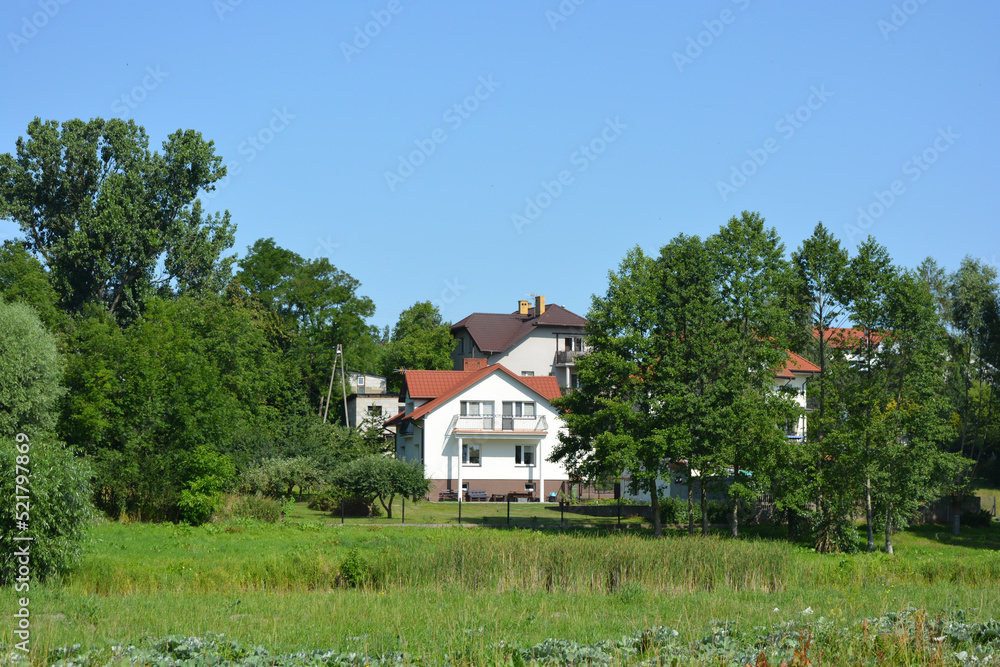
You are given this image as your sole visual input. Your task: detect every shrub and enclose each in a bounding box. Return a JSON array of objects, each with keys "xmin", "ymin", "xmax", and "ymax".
[
  {"xmin": 0, "ymin": 436, "xmax": 95, "ymax": 584},
  {"xmin": 239, "ymin": 456, "xmax": 325, "ymax": 499},
  {"xmin": 177, "ymin": 446, "xmax": 236, "ymax": 525},
  {"xmin": 308, "ymin": 487, "xmax": 383, "ymax": 518},
  {"xmin": 659, "ymin": 496, "xmax": 687, "ymax": 524},
  {"xmin": 337, "ymin": 549, "xmax": 369, "ymax": 588},
  {"xmin": 214, "ymin": 493, "xmax": 283, "ymax": 523},
  {"xmin": 962, "ymin": 509, "xmax": 994, "ymax": 528}
]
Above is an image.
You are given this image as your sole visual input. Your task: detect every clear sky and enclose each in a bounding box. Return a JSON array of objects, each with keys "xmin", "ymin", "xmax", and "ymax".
[{"xmin": 2, "ymin": 1, "xmax": 997, "ymax": 329}]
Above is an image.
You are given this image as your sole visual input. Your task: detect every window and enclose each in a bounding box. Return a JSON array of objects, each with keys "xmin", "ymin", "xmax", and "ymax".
[
  {"xmin": 462, "ymin": 443, "xmax": 481, "ymax": 465},
  {"xmin": 524, "ymin": 483, "xmax": 535, "ymax": 492},
  {"xmin": 460, "ymin": 401, "xmax": 494, "ymax": 417},
  {"xmin": 367, "ymin": 405, "xmax": 383, "ymax": 417},
  {"xmin": 515, "ymin": 445, "xmax": 535, "ymax": 466},
  {"xmin": 564, "ymin": 336, "xmax": 584, "ymax": 351},
  {"xmin": 521, "ymin": 370, "xmax": 534, "ymax": 376},
  {"xmin": 502, "ymin": 402, "xmax": 535, "ymax": 418}
]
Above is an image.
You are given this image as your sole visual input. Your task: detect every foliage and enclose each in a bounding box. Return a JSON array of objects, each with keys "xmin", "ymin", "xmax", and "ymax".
[
  {"xmin": 0, "ymin": 239, "xmax": 67, "ymax": 332},
  {"xmin": 553, "ymin": 246, "xmax": 671, "ymax": 535},
  {"xmin": 238, "ymin": 456, "xmax": 325, "ymax": 500},
  {"xmin": 235, "ymin": 238, "xmax": 380, "ymax": 419},
  {"xmin": 329, "ymin": 455, "xmax": 430, "ymax": 518},
  {"xmin": 0, "ymin": 436, "xmax": 94, "ymax": 584},
  {"xmin": 381, "ymin": 300, "xmax": 454, "ymax": 391},
  {"xmin": 0, "ymin": 117, "xmax": 233, "ymax": 323},
  {"xmin": 961, "ymin": 509, "xmax": 993, "ymax": 528},
  {"xmin": 214, "ymin": 494, "xmax": 283, "ymax": 523},
  {"xmin": 0, "ymin": 299, "xmax": 64, "ymax": 434}
]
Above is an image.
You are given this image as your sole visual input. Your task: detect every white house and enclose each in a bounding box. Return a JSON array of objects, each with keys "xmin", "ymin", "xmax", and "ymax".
[
  {"xmin": 387, "ymin": 359, "xmax": 571, "ymax": 501},
  {"xmin": 450, "ymin": 295, "xmax": 588, "ymax": 390}
]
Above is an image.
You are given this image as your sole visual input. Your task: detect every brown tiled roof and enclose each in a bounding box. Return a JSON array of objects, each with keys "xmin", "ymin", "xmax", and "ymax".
[
  {"xmin": 391, "ymin": 364, "xmax": 562, "ymax": 425},
  {"xmin": 451, "ymin": 304, "xmax": 587, "ymax": 354}
]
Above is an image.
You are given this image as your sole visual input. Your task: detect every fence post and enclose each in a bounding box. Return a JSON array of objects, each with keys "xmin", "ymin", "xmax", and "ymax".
[
  {"xmin": 507, "ymin": 498, "xmax": 511, "ymax": 526},
  {"xmin": 402, "ymin": 497, "xmax": 405, "ymax": 524},
  {"xmin": 560, "ymin": 500, "xmax": 564, "ymax": 526},
  {"xmin": 617, "ymin": 497, "xmax": 621, "ymax": 527},
  {"xmin": 341, "ymin": 498, "xmax": 345, "ymax": 525},
  {"xmin": 458, "ymin": 499, "xmax": 462, "ymax": 525}
]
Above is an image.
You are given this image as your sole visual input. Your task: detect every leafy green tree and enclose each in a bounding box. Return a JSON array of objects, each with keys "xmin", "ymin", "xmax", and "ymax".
[
  {"xmin": 553, "ymin": 247, "xmax": 672, "ymax": 536},
  {"xmin": 236, "ymin": 238, "xmax": 380, "ymax": 417},
  {"xmin": 654, "ymin": 234, "xmax": 730, "ymax": 536},
  {"xmin": 0, "ymin": 299, "xmax": 64, "ymax": 434},
  {"xmin": 944, "ymin": 256, "xmax": 1000, "ymax": 533},
  {"xmin": 792, "ymin": 224, "xmax": 852, "ymax": 550},
  {"xmin": 0, "ymin": 240, "xmax": 67, "ymax": 333},
  {"xmin": 875, "ymin": 270, "xmax": 966, "ymax": 553},
  {"xmin": 0, "ymin": 117, "xmax": 233, "ymax": 323},
  {"xmin": 0, "ymin": 436, "xmax": 94, "ymax": 583},
  {"xmin": 382, "ymin": 301, "xmax": 453, "ymax": 391},
  {"xmin": 834, "ymin": 237, "xmax": 897, "ymax": 551},
  {"xmin": 330, "ymin": 455, "xmax": 430, "ymax": 518},
  {"xmin": 239, "ymin": 456, "xmax": 326, "ymax": 500},
  {"xmin": 705, "ymin": 211, "xmax": 801, "ymax": 538}
]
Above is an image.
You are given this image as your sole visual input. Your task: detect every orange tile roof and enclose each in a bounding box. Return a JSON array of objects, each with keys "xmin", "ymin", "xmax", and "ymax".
[
  {"xmin": 392, "ymin": 364, "xmax": 562, "ymax": 425},
  {"xmin": 775, "ymin": 350, "xmax": 821, "ymax": 379},
  {"xmin": 814, "ymin": 327, "xmax": 884, "ymax": 347}
]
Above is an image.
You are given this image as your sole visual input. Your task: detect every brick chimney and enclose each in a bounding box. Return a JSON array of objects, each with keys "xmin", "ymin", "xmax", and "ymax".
[
  {"xmin": 518, "ymin": 300, "xmax": 531, "ymax": 315},
  {"xmin": 535, "ymin": 295, "xmax": 545, "ymax": 316},
  {"xmin": 463, "ymin": 358, "xmax": 488, "ymax": 372}
]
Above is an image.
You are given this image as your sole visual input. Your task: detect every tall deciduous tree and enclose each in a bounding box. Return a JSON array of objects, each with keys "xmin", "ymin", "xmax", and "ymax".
[
  {"xmin": 835, "ymin": 237, "xmax": 896, "ymax": 551},
  {"xmin": 792, "ymin": 223, "xmax": 851, "ymax": 550},
  {"xmin": 0, "ymin": 118, "xmax": 233, "ymax": 323},
  {"xmin": 705, "ymin": 211, "xmax": 800, "ymax": 538},
  {"xmin": 235, "ymin": 238, "xmax": 380, "ymax": 416},
  {"xmin": 944, "ymin": 256, "xmax": 1000, "ymax": 533},
  {"xmin": 552, "ymin": 247, "xmax": 671, "ymax": 535}
]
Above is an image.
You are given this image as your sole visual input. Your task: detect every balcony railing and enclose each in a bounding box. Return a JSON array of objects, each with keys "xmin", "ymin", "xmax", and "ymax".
[
  {"xmin": 556, "ymin": 349, "xmax": 587, "ymax": 365},
  {"xmin": 451, "ymin": 415, "xmax": 548, "ymax": 432}
]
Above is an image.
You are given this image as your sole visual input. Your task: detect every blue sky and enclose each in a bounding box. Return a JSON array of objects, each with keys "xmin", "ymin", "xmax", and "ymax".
[{"xmin": 2, "ymin": 1, "xmax": 997, "ymax": 329}]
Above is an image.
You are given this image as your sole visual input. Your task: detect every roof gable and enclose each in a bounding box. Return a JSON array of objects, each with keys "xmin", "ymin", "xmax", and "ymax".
[{"xmin": 390, "ymin": 364, "xmax": 562, "ymax": 424}]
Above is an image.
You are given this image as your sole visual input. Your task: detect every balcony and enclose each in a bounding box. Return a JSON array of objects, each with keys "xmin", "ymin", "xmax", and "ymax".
[
  {"xmin": 450, "ymin": 415, "xmax": 548, "ymax": 433},
  {"xmin": 556, "ymin": 349, "xmax": 586, "ymax": 365}
]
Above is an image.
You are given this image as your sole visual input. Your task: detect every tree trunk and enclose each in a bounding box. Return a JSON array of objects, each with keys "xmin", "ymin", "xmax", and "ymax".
[
  {"xmin": 687, "ymin": 467, "xmax": 694, "ymax": 536},
  {"xmin": 865, "ymin": 472, "xmax": 874, "ymax": 551},
  {"xmin": 952, "ymin": 496, "xmax": 962, "ymax": 536},
  {"xmin": 382, "ymin": 494, "xmax": 394, "ymax": 519},
  {"xmin": 885, "ymin": 502, "xmax": 894, "ymax": 555},
  {"xmin": 650, "ymin": 478, "xmax": 662, "ymax": 537},
  {"xmin": 787, "ymin": 507, "xmax": 795, "ymax": 542},
  {"xmin": 700, "ymin": 481, "xmax": 709, "ymax": 537},
  {"xmin": 730, "ymin": 497, "xmax": 739, "ymax": 539}
]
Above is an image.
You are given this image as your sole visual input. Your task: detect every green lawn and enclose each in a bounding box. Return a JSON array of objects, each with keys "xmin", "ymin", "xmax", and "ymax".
[{"xmin": 5, "ymin": 504, "xmax": 1000, "ymax": 665}]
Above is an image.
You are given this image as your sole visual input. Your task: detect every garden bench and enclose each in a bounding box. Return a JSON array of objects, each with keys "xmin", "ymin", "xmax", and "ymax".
[
  {"xmin": 438, "ymin": 490, "xmax": 458, "ymax": 501},
  {"xmin": 466, "ymin": 489, "xmax": 489, "ymax": 502}
]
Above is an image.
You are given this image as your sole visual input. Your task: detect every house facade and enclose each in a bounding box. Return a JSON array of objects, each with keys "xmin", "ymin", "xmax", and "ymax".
[
  {"xmin": 387, "ymin": 359, "xmax": 571, "ymax": 501},
  {"xmin": 344, "ymin": 372, "xmax": 399, "ymax": 434},
  {"xmin": 450, "ymin": 295, "xmax": 587, "ymax": 390}
]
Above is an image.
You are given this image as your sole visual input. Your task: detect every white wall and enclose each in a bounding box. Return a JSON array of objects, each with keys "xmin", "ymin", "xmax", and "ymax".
[{"xmin": 409, "ymin": 371, "xmax": 569, "ymax": 485}]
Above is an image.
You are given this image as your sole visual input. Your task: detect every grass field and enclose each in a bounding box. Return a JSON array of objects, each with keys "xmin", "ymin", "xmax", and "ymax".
[{"xmin": 3, "ymin": 500, "xmax": 1000, "ymax": 665}]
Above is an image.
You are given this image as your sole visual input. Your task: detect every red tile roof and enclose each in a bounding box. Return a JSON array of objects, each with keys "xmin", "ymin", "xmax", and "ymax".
[
  {"xmin": 813, "ymin": 327, "xmax": 884, "ymax": 347},
  {"xmin": 390, "ymin": 364, "xmax": 562, "ymax": 425},
  {"xmin": 775, "ymin": 350, "xmax": 821, "ymax": 379},
  {"xmin": 451, "ymin": 304, "xmax": 587, "ymax": 354}
]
